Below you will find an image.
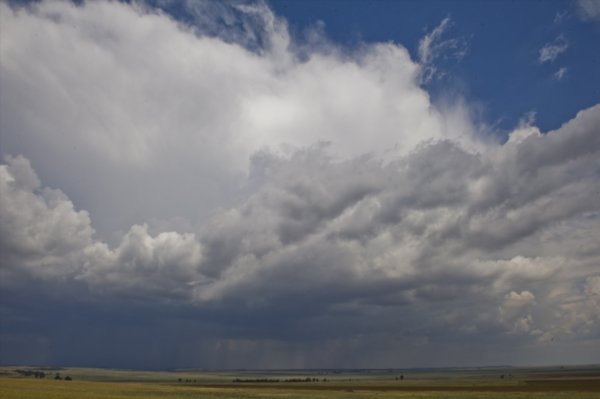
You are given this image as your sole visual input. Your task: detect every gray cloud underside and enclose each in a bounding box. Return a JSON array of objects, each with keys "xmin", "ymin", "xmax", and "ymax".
[
  {"xmin": 2, "ymin": 105, "xmax": 599, "ymax": 362},
  {"xmin": 1, "ymin": 1, "xmax": 600, "ymax": 368}
]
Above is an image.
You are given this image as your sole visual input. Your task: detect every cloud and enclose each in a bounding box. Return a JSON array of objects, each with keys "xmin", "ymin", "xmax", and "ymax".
[
  {"xmin": 418, "ymin": 16, "xmax": 468, "ymax": 83},
  {"xmin": 1, "ymin": 0, "xmax": 600, "ymax": 368},
  {"xmin": 554, "ymin": 10, "xmax": 570, "ymax": 24},
  {"xmin": 0, "ymin": 155, "xmax": 94, "ymax": 280},
  {"xmin": 149, "ymin": 0, "xmax": 293, "ymax": 64},
  {"xmin": 554, "ymin": 67, "xmax": 568, "ymax": 80},
  {"xmin": 0, "ymin": 155, "xmax": 205, "ymax": 303},
  {"xmin": 0, "ymin": 0, "xmax": 479, "ymax": 240},
  {"xmin": 499, "ymin": 291, "xmax": 535, "ymax": 334},
  {"xmin": 538, "ymin": 35, "xmax": 569, "ymax": 63},
  {"xmin": 2, "ymin": 103, "xmax": 600, "ymax": 366},
  {"xmin": 576, "ymin": 0, "xmax": 600, "ymax": 22}
]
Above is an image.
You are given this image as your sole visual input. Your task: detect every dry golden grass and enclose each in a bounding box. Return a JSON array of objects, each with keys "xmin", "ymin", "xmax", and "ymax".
[{"xmin": 1, "ymin": 366, "xmax": 599, "ymax": 399}]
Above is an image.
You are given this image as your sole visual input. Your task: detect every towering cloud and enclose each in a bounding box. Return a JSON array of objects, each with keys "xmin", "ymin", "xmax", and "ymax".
[
  {"xmin": 0, "ymin": 1, "xmax": 599, "ymax": 368},
  {"xmin": 0, "ymin": 0, "xmax": 479, "ymax": 240}
]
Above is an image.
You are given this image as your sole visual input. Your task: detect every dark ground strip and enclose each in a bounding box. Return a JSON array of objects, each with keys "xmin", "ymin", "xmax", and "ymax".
[{"xmin": 194, "ymin": 379, "xmax": 600, "ymax": 392}]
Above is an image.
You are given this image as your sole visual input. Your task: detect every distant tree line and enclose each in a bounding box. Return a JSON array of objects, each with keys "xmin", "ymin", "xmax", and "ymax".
[
  {"xmin": 14, "ymin": 369, "xmax": 46, "ymax": 378},
  {"xmin": 13, "ymin": 369, "xmax": 72, "ymax": 381},
  {"xmin": 232, "ymin": 377, "xmax": 324, "ymax": 383},
  {"xmin": 177, "ymin": 378, "xmax": 198, "ymax": 383}
]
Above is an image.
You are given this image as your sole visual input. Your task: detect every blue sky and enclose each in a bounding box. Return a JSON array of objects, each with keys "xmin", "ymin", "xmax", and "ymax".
[
  {"xmin": 267, "ymin": 0, "xmax": 600, "ymax": 134},
  {"xmin": 1, "ymin": 0, "xmax": 599, "ymax": 369},
  {"xmin": 282, "ymin": 1, "xmax": 597, "ymax": 140}
]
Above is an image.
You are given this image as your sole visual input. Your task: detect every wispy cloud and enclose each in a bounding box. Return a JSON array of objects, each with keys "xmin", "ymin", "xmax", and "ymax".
[
  {"xmin": 538, "ymin": 35, "xmax": 569, "ymax": 63},
  {"xmin": 418, "ymin": 16, "xmax": 468, "ymax": 83},
  {"xmin": 554, "ymin": 10, "xmax": 570, "ymax": 24},
  {"xmin": 554, "ymin": 67, "xmax": 568, "ymax": 80}
]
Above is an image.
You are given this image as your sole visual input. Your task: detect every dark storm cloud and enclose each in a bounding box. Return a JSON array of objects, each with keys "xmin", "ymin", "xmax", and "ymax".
[{"xmin": 2, "ymin": 104, "xmax": 600, "ymax": 367}]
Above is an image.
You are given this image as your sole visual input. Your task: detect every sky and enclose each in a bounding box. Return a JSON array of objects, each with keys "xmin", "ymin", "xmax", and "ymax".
[{"xmin": 0, "ymin": 0, "xmax": 599, "ymax": 369}]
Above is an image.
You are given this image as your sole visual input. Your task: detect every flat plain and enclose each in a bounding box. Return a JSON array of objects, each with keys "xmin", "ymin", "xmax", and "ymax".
[{"xmin": 1, "ymin": 365, "xmax": 599, "ymax": 399}]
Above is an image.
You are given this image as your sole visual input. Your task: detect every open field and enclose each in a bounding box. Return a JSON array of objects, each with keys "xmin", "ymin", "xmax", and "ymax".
[{"xmin": 1, "ymin": 365, "xmax": 599, "ymax": 399}]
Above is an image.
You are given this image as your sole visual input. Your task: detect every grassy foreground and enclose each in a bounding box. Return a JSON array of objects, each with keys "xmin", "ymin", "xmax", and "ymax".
[{"xmin": 1, "ymin": 365, "xmax": 599, "ymax": 399}]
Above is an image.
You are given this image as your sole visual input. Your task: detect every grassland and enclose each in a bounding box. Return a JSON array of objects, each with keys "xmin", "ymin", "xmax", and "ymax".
[{"xmin": 1, "ymin": 365, "xmax": 599, "ymax": 399}]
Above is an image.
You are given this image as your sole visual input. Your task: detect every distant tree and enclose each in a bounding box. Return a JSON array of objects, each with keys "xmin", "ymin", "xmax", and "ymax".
[
  {"xmin": 178, "ymin": 378, "xmax": 182, "ymax": 383},
  {"xmin": 54, "ymin": 373, "xmax": 61, "ymax": 380},
  {"xmin": 65, "ymin": 376, "xmax": 72, "ymax": 381},
  {"xmin": 400, "ymin": 375, "xmax": 404, "ymax": 380}
]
